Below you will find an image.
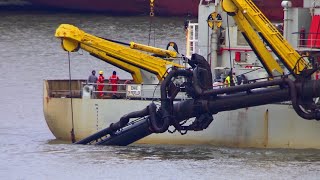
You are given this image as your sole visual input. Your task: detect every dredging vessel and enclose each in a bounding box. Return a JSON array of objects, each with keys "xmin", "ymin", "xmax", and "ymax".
[{"xmin": 45, "ymin": 0, "xmax": 320, "ymax": 148}]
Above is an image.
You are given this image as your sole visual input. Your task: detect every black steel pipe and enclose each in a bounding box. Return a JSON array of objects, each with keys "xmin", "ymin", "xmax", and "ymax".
[
  {"xmin": 194, "ymin": 77, "xmax": 286, "ymax": 96},
  {"xmin": 110, "ymin": 106, "xmax": 149, "ymax": 131},
  {"xmin": 207, "ymin": 89, "xmax": 289, "ymax": 114},
  {"xmin": 172, "ymin": 87, "xmax": 290, "ymax": 121},
  {"xmin": 298, "ymin": 80, "xmax": 320, "ymax": 99},
  {"xmin": 173, "ymin": 79, "xmax": 320, "ymax": 122},
  {"xmin": 75, "ymin": 126, "xmax": 115, "ymax": 144},
  {"xmin": 97, "ymin": 118, "xmax": 152, "ymax": 146}
]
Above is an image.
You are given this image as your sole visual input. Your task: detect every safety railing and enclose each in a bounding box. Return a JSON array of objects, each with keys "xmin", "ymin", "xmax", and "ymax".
[
  {"xmin": 81, "ymin": 82, "xmax": 189, "ymax": 100},
  {"xmin": 46, "ymin": 79, "xmax": 86, "ymax": 98},
  {"xmin": 82, "ymin": 82, "xmax": 127, "ymax": 99},
  {"xmin": 292, "ymin": 32, "xmax": 320, "ymax": 49},
  {"xmin": 49, "ymin": 90, "xmax": 82, "ymax": 98}
]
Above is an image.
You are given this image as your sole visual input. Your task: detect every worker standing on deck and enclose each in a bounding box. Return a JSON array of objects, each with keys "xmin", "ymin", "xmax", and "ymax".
[
  {"xmin": 225, "ymin": 70, "xmax": 236, "ymax": 87},
  {"xmin": 109, "ymin": 71, "xmax": 120, "ymax": 94},
  {"xmin": 88, "ymin": 70, "xmax": 98, "ymax": 89},
  {"xmin": 97, "ymin": 71, "xmax": 105, "ymax": 97}
]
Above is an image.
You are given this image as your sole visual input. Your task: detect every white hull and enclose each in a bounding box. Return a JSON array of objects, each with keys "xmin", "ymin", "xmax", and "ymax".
[{"xmin": 43, "ymin": 82, "xmax": 320, "ymax": 149}]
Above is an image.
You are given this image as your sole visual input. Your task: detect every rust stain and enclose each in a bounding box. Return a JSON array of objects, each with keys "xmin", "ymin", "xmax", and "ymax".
[
  {"xmin": 235, "ymin": 111, "xmax": 247, "ymax": 147},
  {"xmin": 44, "ymin": 81, "xmax": 51, "ymax": 104},
  {"xmin": 46, "ymin": 96, "xmax": 50, "ymax": 104}
]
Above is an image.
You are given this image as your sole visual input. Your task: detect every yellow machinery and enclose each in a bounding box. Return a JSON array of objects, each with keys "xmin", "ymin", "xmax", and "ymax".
[
  {"xmin": 221, "ymin": 0, "xmax": 311, "ymax": 77},
  {"xmin": 55, "ymin": 24, "xmax": 183, "ymax": 84},
  {"xmin": 129, "ymin": 42, "xmax": 178, "ymax": 58}
]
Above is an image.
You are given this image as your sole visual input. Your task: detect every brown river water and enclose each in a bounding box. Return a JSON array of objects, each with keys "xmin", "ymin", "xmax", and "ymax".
[{"xmin": 0, "ymin": 10, "xmax": 320, "ymax": 180}]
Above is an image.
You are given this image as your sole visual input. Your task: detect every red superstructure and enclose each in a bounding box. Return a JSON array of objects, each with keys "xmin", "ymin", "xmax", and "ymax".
[{"xmin": 26, "ymin": 0, "xmax": 303, "ymax": 20}]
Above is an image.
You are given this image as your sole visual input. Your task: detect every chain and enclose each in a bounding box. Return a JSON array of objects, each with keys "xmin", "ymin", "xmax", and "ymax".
[
  {"xmin": 148, "ymin": 0, "xmax": 155, "ymax": 46},
  {"xmin": 150, "ymin": 0, "xmax": 155, "ymax": 17}
]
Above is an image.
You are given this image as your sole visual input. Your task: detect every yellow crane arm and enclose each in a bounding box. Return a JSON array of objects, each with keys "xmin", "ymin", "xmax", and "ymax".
[
  {"xmin": 55, "ymin": 24, "xmax": 184, "ymax": 83},
  {"xmin": 129, "ymin": 42, "xmax": 177, "ymax": 58},
  {"xmin": 221, "ymin": 0, "xmax": 310, "ymax": 77},
  {"xmin": 81, "ymin": 44, "xmax": 143, "ymax": 83},
  {"xmin": 231, "ymin": 10, "xmax": 284, "ymax": 76}
]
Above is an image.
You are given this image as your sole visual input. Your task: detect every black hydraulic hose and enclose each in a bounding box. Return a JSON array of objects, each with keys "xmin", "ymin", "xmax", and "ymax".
[
  {"xmin": 148, "ymin": 103, "xmax": 159, "ymax": 132},
  {"xmin": 161, "ymin": 69, "xmax": 193, "ymax": 101},
  {"xmin": 192, "ymin": 68, "xmax": 204, "ymax": 95},
  {"xmin": 287, "ymin": 79, "xmax": 320, "ymax": 120},
  {"xmin": 158, "ymin": 69, "xmax": 193, "ymax": 133}
]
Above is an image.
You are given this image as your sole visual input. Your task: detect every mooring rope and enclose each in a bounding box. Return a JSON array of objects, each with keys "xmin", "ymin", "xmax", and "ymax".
[{"xmin": 68, "ymin": 52, "xmax": 76, "ymax": 143}]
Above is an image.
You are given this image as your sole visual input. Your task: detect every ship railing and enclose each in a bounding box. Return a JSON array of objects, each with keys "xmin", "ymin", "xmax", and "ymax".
[
  {"xmin": 81, "ymin": 82, "xmax": 189, "ymax": 100},
  {"xmin": 46, "ymin": 79, "xmax": 86, "ymax": 98},
  {"xmin": 126, "ymin": 83, "xmax": 189, "ymax": 100},
  {"xmin": 82, "ymin": 82, "xmax": 127, "ymax": 99},
  {"xmin": 292, "ymin": 32, "xmax": 320, "ymax": 50},
  {"xmin": 49, "ymin": 90, "xmax": 82, "ymax": 98}
]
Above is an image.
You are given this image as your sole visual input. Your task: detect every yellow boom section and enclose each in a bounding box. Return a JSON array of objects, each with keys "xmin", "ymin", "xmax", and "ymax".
[
  {"xmin": 130, "ymin": 42, "xmax": 177, "ymax": 58},
  {"xmin": 222, "ymin": 4, "xmax": 283, "ymax": 76},
  {"xmin": 221, "ymin": 0, "xmax": 310, "ymax": 77},
  {"xmin": 55, "ymin": 24, "xmax": 184, "ymax": 83}
]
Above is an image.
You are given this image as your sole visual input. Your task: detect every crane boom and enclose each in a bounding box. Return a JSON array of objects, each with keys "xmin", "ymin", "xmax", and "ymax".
[
  {"xmin": 231, "ymin": 9, "xmax": 284, "ymax": 76},
  {"xmin": 221, "ymin": 0, "xmax": 311, "ymax": 77},
  {"xmin": 55, "ymin": 24, "xmax": 184, "ymax": 83}
]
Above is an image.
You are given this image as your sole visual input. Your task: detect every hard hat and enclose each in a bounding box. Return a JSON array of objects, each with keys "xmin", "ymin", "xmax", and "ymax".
[{"xmin": 99, "ymin": 71, "xmax": 103, "ymax": 74}]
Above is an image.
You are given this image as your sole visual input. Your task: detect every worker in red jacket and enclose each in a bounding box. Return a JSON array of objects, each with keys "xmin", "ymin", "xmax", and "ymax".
[
  {"xmin": 97, "ymin": 71, "xmax": 105, "ymax": 97},
  {"xmin": 109, "ymin": 71, "xmax": 120, "ymax": 93}
]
